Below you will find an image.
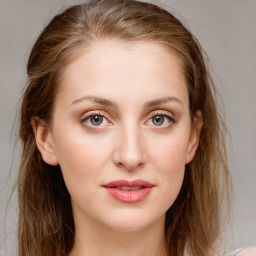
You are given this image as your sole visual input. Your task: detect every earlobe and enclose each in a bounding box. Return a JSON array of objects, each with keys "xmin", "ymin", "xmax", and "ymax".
[
  {"xmin": 185, "ymin": 110, "xmax": 203, "ymax": 164},
  {"xmin": 31, "ymin": 117, "xmax": 59, "ymax": 166}
]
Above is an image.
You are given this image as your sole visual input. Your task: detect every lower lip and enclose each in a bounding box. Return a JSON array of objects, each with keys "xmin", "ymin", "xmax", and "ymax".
[{"xmin": 104, "ymin": 187, "xmax": 153, "ymax": 203}]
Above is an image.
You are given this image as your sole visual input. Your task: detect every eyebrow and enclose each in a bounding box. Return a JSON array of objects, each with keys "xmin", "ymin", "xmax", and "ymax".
[
  {"xmin": 71, "ymin": 96, "xmax": 118, "ymax": 108},
  {"xmin": 144, "ymin": 96, "xmax": 183, "ymax": 108},
  {"xmin": 71, "ymin": 95, "xmax": 183, "ymax": 108}
]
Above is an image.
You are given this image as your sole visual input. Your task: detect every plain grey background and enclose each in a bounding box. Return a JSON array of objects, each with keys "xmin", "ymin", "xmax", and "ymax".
[{"xmin": 0, "ymin": 0, "xmax": 255, "ymax": 255}]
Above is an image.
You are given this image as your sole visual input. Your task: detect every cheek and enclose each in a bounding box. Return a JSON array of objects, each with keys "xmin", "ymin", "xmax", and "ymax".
[
  {"xmin": 52, "ymin": 129, "xmax": 110, "ymax": 192},
  {"xmin": 155, "ymin": 142, "xmax": 186, "ymax": 186},
  {"xmin": 150, "ymin": 134, "xmax": 188, "ymax": 174},
  {"xmin": 148, "ymin": 134, "xmax": 188, "ymax": 206}
]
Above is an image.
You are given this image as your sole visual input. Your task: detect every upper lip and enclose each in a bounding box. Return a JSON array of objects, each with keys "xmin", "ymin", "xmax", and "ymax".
[{"xmin": 103, "ymin": 179, "xmax": 154, "ymax": 188}]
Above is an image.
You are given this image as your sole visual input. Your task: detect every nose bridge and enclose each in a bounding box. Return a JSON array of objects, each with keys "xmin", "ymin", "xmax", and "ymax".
[{"xmin": 113, "ymin": 121, "xmax": 145, "ymax": 170}]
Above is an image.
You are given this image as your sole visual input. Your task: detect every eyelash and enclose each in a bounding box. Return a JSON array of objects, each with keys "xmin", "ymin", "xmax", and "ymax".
[
  {"xmin": 145, "ymin": 111, "xmax": 176, "ymax": 129},
  {"xmin": 80, "ymin": 111, "xmax": 113, "ymax": 130},
  {"xmin": 80, "ymin": 110, "xmax": 176, "ymax": 130}
]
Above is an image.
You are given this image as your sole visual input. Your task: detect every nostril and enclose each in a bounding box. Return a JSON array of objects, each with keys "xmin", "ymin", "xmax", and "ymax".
[{"xmin": 115, "ymin": 160, "xmax": 145, "ymax": 171}]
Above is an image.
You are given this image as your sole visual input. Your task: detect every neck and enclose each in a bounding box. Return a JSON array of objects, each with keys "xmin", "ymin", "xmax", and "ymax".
[{"xmin": 69, "ymin": 213, "xmax": 168, "ymax": 256}]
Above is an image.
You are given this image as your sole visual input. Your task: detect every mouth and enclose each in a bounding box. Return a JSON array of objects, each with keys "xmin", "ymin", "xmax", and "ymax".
[
  {"xmin": 103, "ymin": 179, "xmax": 154, "ymax": 203},
  {"xmin": 115, "ymin": 186, "xmax": 144, "ymax": 191}
]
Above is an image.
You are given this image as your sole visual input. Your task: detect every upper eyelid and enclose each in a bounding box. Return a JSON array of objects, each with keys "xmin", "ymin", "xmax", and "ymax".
[
  {"xmin": 146, "ymin": 110, "xmax": 175, "ymax": 120},
  {"xmin": 146, "ymin": 115, "xmax": 175, "ymax": 123},
  {"xmin": 80, "ymin": 111, "xmax": 113, "ymax": 129},
  {"xmin": 80, "ymin": 110, "xmax": 112, "ymax": 122},
  {"xmin": 80, "ymin": 109, "xmax": 174, "ymax": 119},
  {"xmin": 80, "ymin": 109, "xmax": 176, "ymax": 127},
  {"xmin": 148, "ymin": 110, "xmax": 172, "ymax": 116}
]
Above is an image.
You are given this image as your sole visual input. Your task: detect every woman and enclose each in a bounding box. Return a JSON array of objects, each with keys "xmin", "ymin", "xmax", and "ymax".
[{"xmin": 17, "ymin": 0, "xmax": 240, "ymax": 255}]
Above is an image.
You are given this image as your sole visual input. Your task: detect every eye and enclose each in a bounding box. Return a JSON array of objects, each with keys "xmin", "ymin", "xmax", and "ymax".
[
  {"xmin": 152, "ymin": 115, "xmax": 165, "ymax": 126},
  {"xmin": 146, "ymin": 112, "xmax": 176, "ymax": 128},
  {"xmin": 88, "ymin": 115, "xmax": 105, "ymax": 126},
  {"xmin": 80, "ymin": 112, "xmax": 112, "ymax": 128}
]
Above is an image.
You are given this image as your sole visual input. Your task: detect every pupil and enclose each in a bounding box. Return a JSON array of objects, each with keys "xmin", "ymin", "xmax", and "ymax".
[
  {"xmin": 153, "ymin": 115, "xmax": 164, "ymax": 125},
  {"xmin": 91, "ymin": 115, "xmax": 103, "ymax": 125}
]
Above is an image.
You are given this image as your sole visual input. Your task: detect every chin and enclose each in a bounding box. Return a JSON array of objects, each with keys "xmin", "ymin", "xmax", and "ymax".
[
  {"xmin": 101, "ymin": 210, "xmax": 164, "ymax": 233},
  {"xmin": 108, "ymin": 222, "xmax": 150, "ymax": 233}
]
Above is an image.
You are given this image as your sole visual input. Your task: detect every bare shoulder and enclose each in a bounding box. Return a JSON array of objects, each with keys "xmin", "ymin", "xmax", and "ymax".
[{"xmin": 237, "ymin": 247, "xmax": 256, "ymax": 256}]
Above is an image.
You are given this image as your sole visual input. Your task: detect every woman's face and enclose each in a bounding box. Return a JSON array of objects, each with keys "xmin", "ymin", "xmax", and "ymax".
[{"xmin": 36, "ymin": 40, "xmax": 201, "ymax": 232}]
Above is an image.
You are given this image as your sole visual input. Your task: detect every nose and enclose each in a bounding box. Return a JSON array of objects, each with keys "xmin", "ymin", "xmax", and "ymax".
[{"xmin": 112, "ymin": 124, "xmax": 146, "ymax": 171}]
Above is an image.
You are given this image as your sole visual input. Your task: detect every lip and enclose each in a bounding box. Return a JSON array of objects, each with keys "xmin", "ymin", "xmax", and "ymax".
[{"xmin": 103, "ymin": 179, "xmax": 154, "ymax": 203}]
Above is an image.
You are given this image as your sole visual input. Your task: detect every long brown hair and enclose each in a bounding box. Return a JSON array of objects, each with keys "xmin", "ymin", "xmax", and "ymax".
[{"xmin": 18, "ymin": 0, "xmax": 232, "ymax": 255}]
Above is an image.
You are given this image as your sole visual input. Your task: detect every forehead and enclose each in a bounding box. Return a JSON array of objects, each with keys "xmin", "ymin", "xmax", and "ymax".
[
  {"xmin": 61, "ymin": 39, "xmax": 184, "ymax": 78},
  {"xmin": 57, "ymin": 39, "xmax": 188, "ymax": 107}
]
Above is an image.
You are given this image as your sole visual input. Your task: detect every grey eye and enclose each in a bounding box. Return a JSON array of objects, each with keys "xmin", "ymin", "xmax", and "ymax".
[
  {"xmin": 152, "ymin": 115, "xmax": 165, "ymax": 126},
  {"xmin": 81, "ymin": 112, "xmax": 112, "ymax": 129},
  {"xmin": 90, "ymin": 115, "xmax": 104, "ymax": 126}
]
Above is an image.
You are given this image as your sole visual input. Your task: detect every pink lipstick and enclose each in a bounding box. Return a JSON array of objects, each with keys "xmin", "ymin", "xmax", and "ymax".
[{"xmin": 103, "ymin": 180, "xmax": 154, "ymax": 203}]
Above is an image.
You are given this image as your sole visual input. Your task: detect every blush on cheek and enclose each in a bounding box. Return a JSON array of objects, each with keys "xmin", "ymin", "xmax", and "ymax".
[
  {"xmin": 154, "ymin": 142, "xmax": 187, "ymax": 169},
  {"xmin": 153, "ymin": 143, "xmax": 186, "ymax": 195},
  {"xmin": 56, "ymin": 136, "xmax": 109, "ymax": 188}
]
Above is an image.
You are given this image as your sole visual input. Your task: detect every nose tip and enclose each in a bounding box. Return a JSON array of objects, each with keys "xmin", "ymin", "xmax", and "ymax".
[
  {"xmin": 112, "ymin": 129, "xmax": 146, "ymax": 171},
  {"xmin": 115, "ymin": 153, "xmax": 145, "ymax": 171}
]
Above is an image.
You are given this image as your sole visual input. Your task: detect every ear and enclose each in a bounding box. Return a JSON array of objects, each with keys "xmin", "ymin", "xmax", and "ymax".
[
  {"xmin": 31, "ymin": 116, "xmax": 59, "ymax": 166},
  {"xmin": 185, "ymin": 110, "xmax": 203, "ymax": 164}
]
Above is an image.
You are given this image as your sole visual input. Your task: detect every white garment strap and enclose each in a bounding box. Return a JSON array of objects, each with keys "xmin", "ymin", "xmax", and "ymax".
[{"xmin": 228, "ymin": 247, "xmax": 245, "ymax": 256}]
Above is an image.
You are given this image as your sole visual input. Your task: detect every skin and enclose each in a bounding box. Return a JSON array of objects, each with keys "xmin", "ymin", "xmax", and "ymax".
[
  {"xmin": 33, "ymin": 39, "xmax": 202, "ymax": 256},
  {"xmin": 238, "ymin": 248, "xmax": 256, "ymax": 256}
]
